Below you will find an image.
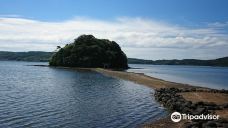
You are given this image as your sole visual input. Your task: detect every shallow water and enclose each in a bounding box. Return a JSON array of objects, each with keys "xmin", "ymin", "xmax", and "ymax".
[
  {"xmin": 128, "ymin": 64, "xmax": 228, "ymax": 90},
  {"xmin": 0, "ymin": 61, "xmax": 166, "ymax": 128}
]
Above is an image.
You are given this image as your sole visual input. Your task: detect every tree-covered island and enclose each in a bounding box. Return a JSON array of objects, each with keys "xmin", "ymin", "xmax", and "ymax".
[{"xmin": 49, "ymin": 35, "xmax": 128, "ymax": 69}]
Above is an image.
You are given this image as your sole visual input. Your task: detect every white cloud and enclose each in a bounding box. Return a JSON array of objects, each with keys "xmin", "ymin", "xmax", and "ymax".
[
  {"xmin": 0, "ymin": 17, "xmax": 228, "ymax": 59},
  {"xmin": 207, "ymin": 22, "xmax": 228, "ymax": 28}
]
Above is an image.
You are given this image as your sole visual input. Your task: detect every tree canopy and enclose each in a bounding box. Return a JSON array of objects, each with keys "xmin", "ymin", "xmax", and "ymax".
[{"xmin": 49, "ymin": 35, "xmax": 128, "ymax": 69}]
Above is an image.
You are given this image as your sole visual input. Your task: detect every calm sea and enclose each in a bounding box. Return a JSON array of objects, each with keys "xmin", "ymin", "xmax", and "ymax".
[
  {"xmin": 128, "ymin": 64, "xmax": 228, "ymax": 90},
  {"xmin": 0, "ymin": 61, "xmax": 166, "ymax": 128}
]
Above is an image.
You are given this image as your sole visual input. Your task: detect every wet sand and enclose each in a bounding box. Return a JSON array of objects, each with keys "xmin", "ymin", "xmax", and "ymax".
[
  {"xmin": 92, "ymin": 68, "xmax": 228, "ymax": 128},
  {"xmin": 93, "ymin": 68, "xmax": 195, "ymax": 89}
]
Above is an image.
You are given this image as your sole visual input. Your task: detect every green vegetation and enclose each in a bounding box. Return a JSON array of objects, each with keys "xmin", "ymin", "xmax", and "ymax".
[
  {"xmin": 128, "ymin": 57, "xmax": 228, "ymax": 67},
  {"xmin": 0, "ymin": 51, "xmax": 52, "ymax": 62},
  {"xmin": 49, "ymin": 35, "xmax": 128, "ymax": 69}
]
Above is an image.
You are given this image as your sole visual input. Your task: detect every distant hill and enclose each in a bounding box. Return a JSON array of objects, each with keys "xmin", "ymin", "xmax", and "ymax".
[
  {"xmin": 0, "ymin": 51, "xmax": 228, "ymax": 67},
  {"xmin": 0, "ymin": 51, "xmax": 53, "ymax": 62},
  {"xmin": 128, "ymin": 57, "xmax": 228, "ymax": 67}
]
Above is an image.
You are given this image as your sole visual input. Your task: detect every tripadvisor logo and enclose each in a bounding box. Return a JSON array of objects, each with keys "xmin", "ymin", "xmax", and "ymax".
[
  {"xmin": 171, "ymin": 112, "xmax": 219, "ymax": 123},
  {"xmin": 171, "ymin": 112, "xmax": 182, "ymax": 122}
]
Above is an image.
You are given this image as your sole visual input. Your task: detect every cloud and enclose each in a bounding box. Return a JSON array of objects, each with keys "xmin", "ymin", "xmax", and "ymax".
[
  {"xmin": 207, "ymin": 22, "xmax": 228, "ymax": 28},
  {"xmin": 0, "ymin": 16, "xmax": 228, "ymax": 59},
  {"xmin": 0, "ymin": 14, "xmax": 22, "ymax": 18}
]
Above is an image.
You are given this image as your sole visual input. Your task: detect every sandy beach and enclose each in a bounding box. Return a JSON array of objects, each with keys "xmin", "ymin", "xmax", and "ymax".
[
  {"xmin": 93, "ymin": 68, "xmax": 194, "ymax": 89},
  {"xmin": 92, "ymin": 68, "xmax": 228, "ymax": 128}
]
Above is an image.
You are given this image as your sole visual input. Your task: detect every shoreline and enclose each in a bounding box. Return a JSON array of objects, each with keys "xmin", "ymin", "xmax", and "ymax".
[
  {"xmin": 92, "ymin": 68, "xmax": 206, "ymax": 89},
  {"xmin": 91, "ymin": 68, "xmax": 228, "ymax": 128},
  {"xmin": 34, "ymin": 66, "xmax": 228, "ymax": 127}
]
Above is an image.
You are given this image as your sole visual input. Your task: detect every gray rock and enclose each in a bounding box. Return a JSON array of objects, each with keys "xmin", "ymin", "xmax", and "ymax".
[
  {"xmin": 222, "ymin": 123, "xmax": 228, "ymax": 128},
  {"xmin": 222, "ymin": 103, "xmax": 228, "ymax": 108},
  {"xmin": 204, "ymin": 121, "xmax": 217, "ymax": 127},
  {"xmin": 185, "ymin": 122, "xmax": 200, "ymax": 128},
  {"xmin": 192, "ymin": 107, "xmax": 206, "ymax": 115}
]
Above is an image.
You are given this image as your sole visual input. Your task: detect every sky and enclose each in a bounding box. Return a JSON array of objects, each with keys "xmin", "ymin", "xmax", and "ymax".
[{"xmin": 0, "ymin": 0, "xmax": 228, "ymax": 60}]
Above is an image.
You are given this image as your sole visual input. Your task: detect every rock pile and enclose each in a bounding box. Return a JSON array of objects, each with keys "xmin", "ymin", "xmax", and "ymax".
[{"xmin": 154, "ymin": 87, "xmax": 228, "ymax": 128}]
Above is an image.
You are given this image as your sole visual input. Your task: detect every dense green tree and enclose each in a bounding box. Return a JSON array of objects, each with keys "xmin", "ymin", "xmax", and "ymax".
[{"xmin": 49, "ymin": 35, "xmax": 128, "ymax": 69}]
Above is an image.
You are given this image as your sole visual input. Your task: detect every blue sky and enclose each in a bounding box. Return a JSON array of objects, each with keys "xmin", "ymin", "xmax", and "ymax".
[
  {"xmin": 0, "ymin": 0, "xmax": 228, "ymax": 59},
  {"xmin": 1, "ymin": 0, "xmax": 228, "ymax": 23}
]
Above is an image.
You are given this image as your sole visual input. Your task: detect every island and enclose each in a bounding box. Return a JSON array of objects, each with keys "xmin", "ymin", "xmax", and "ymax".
[{"xmin": 49, "ymin": 35, "xmax": 128, "ymax": 69}]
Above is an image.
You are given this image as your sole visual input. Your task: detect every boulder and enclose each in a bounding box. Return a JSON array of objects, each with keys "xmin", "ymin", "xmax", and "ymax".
[
  {"xmin": 192, "ymin": 107, "xmax": 206, "ymax": 115},
  {"xmin": 203, "ymin": 121, "xmax": 217, "ymax": 127}
]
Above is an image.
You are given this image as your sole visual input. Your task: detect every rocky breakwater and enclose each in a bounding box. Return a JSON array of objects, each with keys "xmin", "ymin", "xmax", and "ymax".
[{"xmin": 154, "ymin": 88, "xmax": 228, "ymax": 127}]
